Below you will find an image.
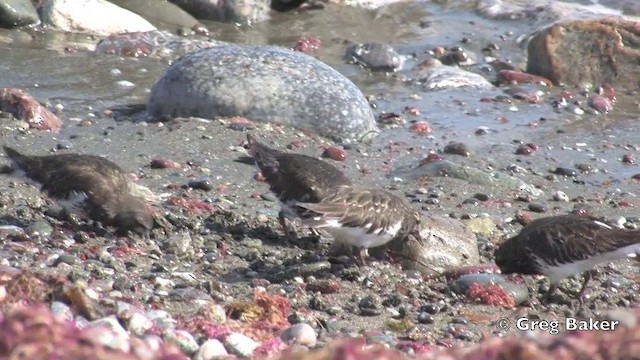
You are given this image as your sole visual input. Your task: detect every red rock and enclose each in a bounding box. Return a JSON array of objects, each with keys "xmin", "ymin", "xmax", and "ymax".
[
  {"xmin": 94, "ymin": 31, "xmax": 154, "ymax": 57},
  {"xmin": 589, "ymin": 94, "xmax": 613, "ymax": 113},
  {"xmin": 527, "ymin": 19, "xmax": 640, "ymax": 87},
  {"xmin": 292, "ymin": 36, "xmax": 321, "ymax": 53},
  {"xmin": 515, "ymin": 145, "xmax": 534, "ymax": 155},
  {"xmin": 228, "ymin": 116, "xmax": 255, "ymax": 130},
  {"xmin": 150, "ymin": 158, "xmax": 182, "ymax": 169},
  {"xmin": 0, "ymin": 88, "xmax": 62, "ymax": 131},
  {"xmin": 409, "ymin": 121, "xmax": 432, "ymax": 134},
  {"xmin": 322, "ymin": 146, "xmax": 346, "ymax": 161},
  {"xmin": 403, "ymin": 106, "xmax": 421, "ymax": 116},
  {"xmin": 622, "ymin": 154, "xmax": 635, "ymax": 164},
  {"xmin": 600, "ymin": 83, "xmax": 617, "ymax": 102},
  {"xmin": 496, "ymin": 70, "xmax": 553, "ymax": 87}
]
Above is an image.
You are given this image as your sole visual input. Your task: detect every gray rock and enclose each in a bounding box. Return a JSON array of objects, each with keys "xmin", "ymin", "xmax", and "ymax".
[
  {"xmin": 164, "ymin": 329, "xmax": 200, "ymax": 355},
  {"xmin": 223, "ymin": 332, "xmax": 258, "ymax": 357},
  {"xmin": 387, "ymin": 215, "xmax": 480, "ymax": 274},
  {"xmin": 42, "ymin": 0, "xmax": 156, "ymax": 36},
  {"xmin": 346, "ymin": 43, "xmax": 401, "ymax": 71},
  {"xmin": 280, "ymin": 323, "xmax": 317, "ymax": 346},
  {"xmin": 390, "ymin": 159, "xmax": 544, "ymax": 197},
  {"xmin": 195, "ymin": 339, "xmax": 228, "ymax": 360},
  {"xmin": 88, "ymin": 315, "xmax": 131, "ymax": 352},
  {"xmin": 0, "ymin": 0, "xmax": 39, "ymax": 28},
  {"xmin": 148, "ymin": 45, "xmax": 378, "ymax": 142},
  {"xmin": 169, "ymin": 0, "xmax": 270, "ymax": 23}
]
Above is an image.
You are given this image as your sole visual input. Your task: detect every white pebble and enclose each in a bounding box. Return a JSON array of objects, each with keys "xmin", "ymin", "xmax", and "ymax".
[
  {"xmin": 164, "ymin": 329, "xmax": 199, "ymax": 355},
  {"xmin": 50, "ymin": 301, "xmax": 73, "ymax": 322},
  {"xmin": 128, "ymin": 312, "xmax": 153, "ymax": 336},
  {"xmin": 116, "ymin": 80, "xmax": 135, "ymax": 88},
  {"xmin": 553, "ymin": 191, "xmax": 569, "ymax": 202},
  {"xmin": 194, "ymin": 339, "xmax": 228, "ymax": 360},
  {"xmin": 88, "ymin": 315, "xmax": 131, "ymax": 352},
  {"xmin": 280, "ymin": 323, "xmax": 317, "ymax": 347},
  {"xmin": 110, "ymin": 69, "xmax": 122, "ymax": 76},
  {"xmin": 224, "ymin": 333, "xmax": 258, "ymax": 357}
]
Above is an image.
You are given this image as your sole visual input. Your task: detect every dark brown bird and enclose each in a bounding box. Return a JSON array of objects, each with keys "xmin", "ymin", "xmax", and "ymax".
[
  {"xmin": 297, "ymin": 184, "xmax": 421, "ymax": 265},
  {"xmin": 494, "ymin": 215, "xmax": 640, "ymax": 303},
  {"xmin": 245, "ymin": 133, "xmax": 353, "ymax": 239},
  {"xmin": 2, "ymin": 146, "xmax": 153, "ymax": 236}
]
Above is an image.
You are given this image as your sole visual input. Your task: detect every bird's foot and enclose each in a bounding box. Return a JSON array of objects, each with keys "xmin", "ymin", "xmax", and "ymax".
[{"xmin": 357, "ymin": 247, "xmax": 369, "ymax": 267}]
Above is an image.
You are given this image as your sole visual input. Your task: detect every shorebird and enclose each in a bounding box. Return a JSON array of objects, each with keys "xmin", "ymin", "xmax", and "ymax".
[
  {"xmin": 296, "ymin": 184, "xmax": 421, "ymax": 265},
  {"xmin": 245, "ymin": 133, "xmax": 353, "ymax": 240},
  {"xmin": 494, "ymin": 215, "xmax": 640, "ymax": 303},
  {"xmin": 1, "ymin": 146, "xmax": 154, "ymax": 236}
]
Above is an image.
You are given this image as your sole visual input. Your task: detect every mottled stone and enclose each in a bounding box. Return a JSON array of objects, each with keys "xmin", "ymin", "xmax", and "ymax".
[
  {"xmin": 346, "ymin": 43, "xmax": 401, "ymax": 71},
  {"xmin": 148, "ymin": 45, "xmax": 378, "ymax": 142},
  {"xmin": 416, "ymin": 59, "xmax": 494, "ymax": 90},
  {"xmin": 109, "ymin": 0, "xmax": 201, "ymax": 31},
  {"xmin": 387, "ymin": 214, "xmax": 480, "ymax": 274},
  {"xmin": 527, "ymin": 18, "xmax": 640, "ymax": 87}
]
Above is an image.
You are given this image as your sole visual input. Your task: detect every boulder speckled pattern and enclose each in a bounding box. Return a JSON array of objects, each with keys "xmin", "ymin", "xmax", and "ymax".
[{"xmin": 147, "ymin": 45, "xmax": 378, "ymax": 142}]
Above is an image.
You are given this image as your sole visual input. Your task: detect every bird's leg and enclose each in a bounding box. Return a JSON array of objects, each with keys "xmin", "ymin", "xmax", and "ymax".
[
  {"xmin": 542, "ymin": 283, "xmax": 559, "ymax": 304},
  {"xmin": 577, "ymin": 270, "xmax": 594, "ymax": 305},
  {"xmin": 357, "ymin": 247, "xmax": 368, "ymax": 267},
  {"xmin": 278, "ymin": 210, "xmax": 298, "ymax": 240}
]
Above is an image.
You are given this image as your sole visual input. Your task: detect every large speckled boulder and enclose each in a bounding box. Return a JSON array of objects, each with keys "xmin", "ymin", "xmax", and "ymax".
[
  {"xmin": 147, "ymin": 45, "xmax": 378, "ymax": 142},
  {"xmin": 527, "ymin": 18, "xmax": 640, "ymax": 87}
]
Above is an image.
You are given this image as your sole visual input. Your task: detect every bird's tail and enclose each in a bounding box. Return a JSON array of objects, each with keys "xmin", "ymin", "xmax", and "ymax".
[{"xmin": 246, "ymin": 133, "xmax": 281, "ymax": 178}]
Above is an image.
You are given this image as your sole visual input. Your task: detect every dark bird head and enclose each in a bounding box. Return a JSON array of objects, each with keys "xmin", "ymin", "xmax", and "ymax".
[
  {"xmin": 112, "ymin": 195, "xmax": 154, "ymax": 236},
  {"xmin": 494, "ymin": 235, "xmax": 539, "ymax": 275},
  {"xmin": 245, "ymin": 133, "xmax": 282, "ymax": 178}
]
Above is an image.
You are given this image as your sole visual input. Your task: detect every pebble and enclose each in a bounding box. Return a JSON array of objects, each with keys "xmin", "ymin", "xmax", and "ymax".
[
  {"xmin": 194, "ymin": 339, "xmax": 228, "ymax": 360},
  {"xmin": 553, "ymin": 167, "xmax": 578, "ymax": 177},
  {"xmin": 553, "ymin": 191, "xmax": 570, "ymax": 202},
  {"xmin": 26, "ymin": 220, "xmax": 53, "ymax": 236},
  {"xmin": 443, "ymin": 142, "xmax": 471, "ymax": 156},
  {"xmin": 188, "ymin": 179, "xmax": 214, "ymax": 191},
  {"xmin": 280, "ymin": 323, "xmax": 317, "ymax": 347},
  {"xmin": 88, "ymin": 315, "xmax": 131, "ymax": 352},
  {"xmin": 164, "ymin": 329, "xmax": 199, "ymax": 355},
  {"xmin": 50, "ymin": 301, "xmax": 74, "ymax": 321},
  {"xmin": 224, "ymin": 333, "xmax": 259, "ymax": 357},
  {"xmin": 527, "ymin": 203, "xmax": 547, "ymax": 213},
  {"xmin": 322, "ymin": 146, "xmax": 347, "ymax": 161},
  {"xmin": 345, "ymin": 42, "xmax": 401, "ymax": 71},
  {"xmin": 128, "ymin": 312, "xmax": 153, "ymax": 336}
]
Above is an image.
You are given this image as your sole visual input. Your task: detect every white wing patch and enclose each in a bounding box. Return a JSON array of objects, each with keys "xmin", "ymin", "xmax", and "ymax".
[{"xmin": 57, "ymin": 191, "xmax": 90, "ymax": 218}]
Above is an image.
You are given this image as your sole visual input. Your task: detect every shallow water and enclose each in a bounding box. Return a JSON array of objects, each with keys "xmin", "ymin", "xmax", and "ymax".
[{"xmin": 0, "ymin": 0, "xmax": 639, "ymax": 188}]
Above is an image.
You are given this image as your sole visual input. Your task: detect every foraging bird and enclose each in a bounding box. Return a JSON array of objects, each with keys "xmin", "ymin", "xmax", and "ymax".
[
  {"xmin": 494, "ymin": 215, "xmax": 640, "ymax": 303},
  {"xmin": 245, "ymin": 133, "xmax": 353, "ymax": 239},
  {"xmin": 1, "ymin": 146, "xmax": 154, "ymax": 236},
  {"xmin": 297, "ymin": 184, "xmax": 421, "ymax": 265}
]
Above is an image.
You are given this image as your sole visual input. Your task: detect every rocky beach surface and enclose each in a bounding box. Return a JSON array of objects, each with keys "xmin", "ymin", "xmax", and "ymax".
[{"xmin": 0, "ymin": 0, "xmax": 639, "ymax": 359}]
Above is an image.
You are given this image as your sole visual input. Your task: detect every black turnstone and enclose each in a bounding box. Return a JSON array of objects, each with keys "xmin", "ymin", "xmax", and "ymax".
[
  {"xmin": 2, "ymin": 146, "xmax": 154, "ymax": 236},
  {"xmin": 296, "ymin": 184, "xmax": 421, "ymax": 265},
  {"xmin": 245, "ymin": 133, "xmax": 353, "ymax": 239},
  {"xmin": 494, "ymin": 215, "xmax": 640, "ymax": 303}
]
